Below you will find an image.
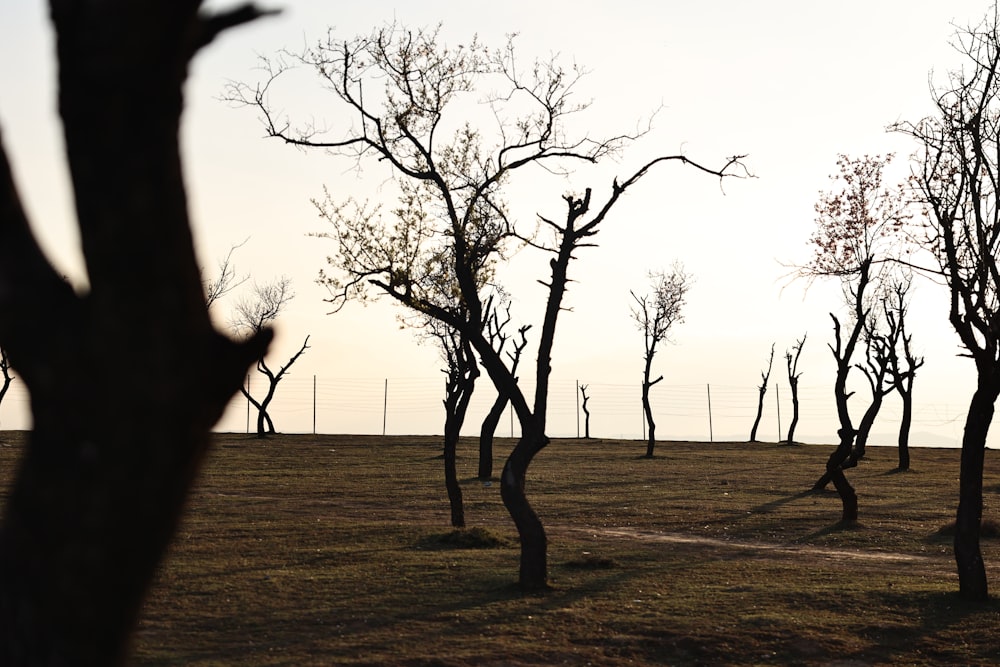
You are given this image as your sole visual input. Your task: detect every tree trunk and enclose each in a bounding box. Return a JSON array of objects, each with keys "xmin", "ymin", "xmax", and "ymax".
[
  {"xmin": 852, "ymin": 393, "xmax": 883, "ymax": 461},
  {"xmin": 829, "ymin": 468, "xmax": 858, "ymax": 522},
  {"xmin": 815, "ymin": 428, "xmax": 859, "ymax": 521},
  {"xmin": 897, "ymin": 384, "xmax": 912, "ymax": 471},
  {"xmin": 478, "ymin": 391, "xmax": 507, "ymax": 479},
  {"xmin": 955, "ymin": 381, "xmax": 998, "ymax": 601},
  {"xmin": 750, "ymin": 386, "xmax": 765, "ymax": 442},
  {"xmin": 443, "ymin": 428, "xmax": 465, "ymax": 528},
  {"xmin": 642, "ymin": 381, "xmax": 656, "ymax": 458},
  {"xmin": 500, "ymin": 427, "xmax": 548, "ymax": 590},
  {"xmin": 0, "ymin": 4, "xmax": 271, "ymax": 662},
  {"xmin": 582, "ymin": 398, "xmax": 591, "ymax": 439},
  {"xmin": 813, "ymin": 394, "xmax": 881, "ymax": 490},
  {"xmin": 787, "ymin": 378, "xmax": 800, "ymax": 443}
]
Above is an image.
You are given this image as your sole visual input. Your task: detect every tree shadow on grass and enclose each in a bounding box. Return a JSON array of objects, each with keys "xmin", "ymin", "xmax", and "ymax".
[
  {"xmin": 924, "ymin": 518, "xmax": 1000, "ymax": 543},
  {"xmin": 797, "ymin": 519, "xmax": 863, "ymax": 543},
  {"xmin": 750, "ymin": 490, "xmax": 813, "ymax": 514}
]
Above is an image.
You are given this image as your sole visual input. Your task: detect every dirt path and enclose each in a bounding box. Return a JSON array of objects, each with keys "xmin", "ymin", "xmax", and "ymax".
[{"xmin": 555, "ymin": 524, "xmax": 947, "ymax": 565}]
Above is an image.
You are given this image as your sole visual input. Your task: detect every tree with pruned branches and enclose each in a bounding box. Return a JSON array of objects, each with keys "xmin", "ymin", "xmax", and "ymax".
[
  {"xmin": 226, "ymin": 23, "xmax": 747, "ymax": 589},
  {"xmin": 478, "ymin": 301, "xmax": 529, "ymax": 480},
  {"xmin": 749, "ymin": 343, "xmax": 775, "ymax": 442},
  {"xmin": 784, "ymin": 333, "xmax": 807, "ymax": 444},
  {"xmin": 580, "ymin": 384, "xmax": 592, "ymax": 439},
  {"xmin": 884, "ymin": 278, "xmax": 923, "ymax": 471},
  {"xmin": 631, "ymin": 264, "xmax": 692, "ymax": 458}
]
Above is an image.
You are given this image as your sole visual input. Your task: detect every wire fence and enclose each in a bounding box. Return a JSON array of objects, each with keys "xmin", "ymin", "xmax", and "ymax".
[
  {"xmin": 0, "ymin": 374, "xmax": 972, "ymax": 447},
  {"xmin": 215, "ymin": 375, "xmax": 969, "ymax": 447}
]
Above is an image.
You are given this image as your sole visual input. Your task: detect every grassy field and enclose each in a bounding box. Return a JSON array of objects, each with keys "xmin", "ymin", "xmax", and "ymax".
[{"xmin": 2, "ymin": 432, "xmax": 1000, "ymax": 665}]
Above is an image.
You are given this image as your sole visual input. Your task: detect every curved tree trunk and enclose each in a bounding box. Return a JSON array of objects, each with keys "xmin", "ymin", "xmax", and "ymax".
[
  {"xmin": 256, "ymin": 384, "xmax": 277, "ymax": 438},
  {"xmin": 749, "ymin": 386, "xmax": 766, "ymax": 442},
  {"xmin": 478, "ymin": 391, "xmax": 507, "ymax": 479},
  {"xmin": 642, "ymin": 381, "xmax": 656, "ymax": 458},
  {"xmin": 443, "ymin": 347, "xmax": 477, "ymax": 528},
  {"xmin": 955, "ymin": 381, "xmax": 999, "ymax": 600},
  {"xmin": 787, "ymin": 378, "xmax": 800, "ymax": 443},
  {"xmin": 500, "ymin": 428, "xmax": 548, "ymax": 589},
  {"xmin": 815, "ymin": 428, "xmax": 859, "ymax": 521},
  {"xmin": 813, "ymin": 393, "xmax": 882, "ymax": 490}
]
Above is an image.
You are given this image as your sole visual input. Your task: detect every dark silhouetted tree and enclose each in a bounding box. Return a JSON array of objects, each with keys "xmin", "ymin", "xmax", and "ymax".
[
  {"xmin": 784, "ymin": 333, "xmax": 807, "ymax": 443},
  {"xmin": 813, "ymin": 300, "xmax": 899, "ymax": 491},
  {"xmin": 580, "ymin": 384, "xmax": 592, "ymax": 439},
  {"xmin": 232, "ymin": 278, "xmax": 310, "ymax": 438},
  {"xmin": 631, "ymin": 264, "xmax": 692, "ymax": 458},
  {"xmin": 227, "ymin": 23, "xmax": 746, "ymax": 589},
  {"xmin": 0, "ymin": 3, "xmax": 273, "ymax": 663},
  {"xmin": 429, "ymin": 318, "xmax": 479, "ymax": 528},
  {"xmin": 204, "ymin": 238, "xmax": 249, "ymax": 309},
  {"xmin": 893, "ymin": 8, "xmax": 1000, "ymax": 599},
  {"xmin": 478, "ymin": 301, "xmax": 529, "ymax": 480},
  {"xmin": 884, "ymin": 278, "xmax": 924, "ymax": 471},
  {"xmin": 800, "ymin": 154, "xmax": 907, "ymax": 521},
  {"xmin": 749, "ymin": 343, "xmax": 775, "ymax": 442}
]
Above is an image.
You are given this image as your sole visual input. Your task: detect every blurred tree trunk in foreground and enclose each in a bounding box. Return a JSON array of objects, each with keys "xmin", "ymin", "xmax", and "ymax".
[{"xmin": 0, "ymin": 2, "xmax": 272, "ymax": 663}]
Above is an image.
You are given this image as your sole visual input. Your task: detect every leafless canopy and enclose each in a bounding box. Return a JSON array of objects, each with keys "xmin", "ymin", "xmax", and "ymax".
[
  {"xmin": 630, "ymin": 264, "xmax": 692, "ymax": 357},
  {"xmin": 204, "ymin": 238, "xmax": 250, "ymax": 309},
  {"xmin": 893, "ymin": 10, "xmax": 1000, "ymax": 361},
  {"xmin": 232, "ymin": 276, "xmax": 294, "ymax": 336}
]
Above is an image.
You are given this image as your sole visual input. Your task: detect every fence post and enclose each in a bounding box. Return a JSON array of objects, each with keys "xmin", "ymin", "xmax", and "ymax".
[
  {"xmin": 382, "ymin": 378, "xmax": 388, "ymax": 437},
  {"xmin": 707, "ymin": 383, "xmax": 714, "ymax": 443},
  {"xmin": 776, "ymin": 383, "xmax": 782, "ymax": 443}
]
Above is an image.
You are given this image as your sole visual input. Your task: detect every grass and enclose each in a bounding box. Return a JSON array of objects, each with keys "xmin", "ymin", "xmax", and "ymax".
[{"xmin": 2, "ymin": 432, "xmax": 1000, "ymax": 665}]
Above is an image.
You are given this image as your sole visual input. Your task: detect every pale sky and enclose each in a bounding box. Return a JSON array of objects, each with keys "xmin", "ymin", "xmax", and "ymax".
[{"xmin": 0, "ymin": 1, "xmax": 994, "ymax": 445}]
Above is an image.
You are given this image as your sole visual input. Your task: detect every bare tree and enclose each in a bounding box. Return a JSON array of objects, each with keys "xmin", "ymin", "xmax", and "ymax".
[
  {"xmin": 232, "ymin": 278, "xmax": 310, "ymax": 438},
  {"xmin": 580, "ymin": 384, "xmax": 592, "ymax": 439},
  {"xmin": 799, "ymin": 154, "xmax": 908, "ymax": 522},
  {"xmin": 749, "ymin": 343, "xmax": 775, "ymax": 442},
  {"xmin": 226, "ymin": 23, "xmax": 747, "ymax": 588},
  {"xmin": 784, "ymin": 333, "xmax": 807, "ymax": 443},
  {"xmin": 813, "ymin": 304, "xmax": 897, "ymax": 491},
  {"xmin": 884, "ymin": 279, "xmax": 924, "ymax": 471},
  {"xmin": 204, "ymin": 238, "xmax": 249, "ymax": 309},
  {"xmin": 478, "ymin": 307, "xmax": 529, "ymax": 480},
  {"xmin": 892, "ymin": 8, "xmax": 1000, "ymax": 600},
  {"xmin": 0, "ymin": 3, "xmax": 273, "ymax": 663},
  {"xmin": 429, "ymin": 319, "xmax": 479, "ymax": 528},
  {"xmin": 631, "ymin": 265, "xmax": 692, "ymax": 458}
]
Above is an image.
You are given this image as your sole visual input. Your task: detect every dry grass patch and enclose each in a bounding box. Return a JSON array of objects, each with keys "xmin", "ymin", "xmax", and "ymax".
[{"xmin": 3, "ymin": 432, "xmax": 1000, "ymax": 665}]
